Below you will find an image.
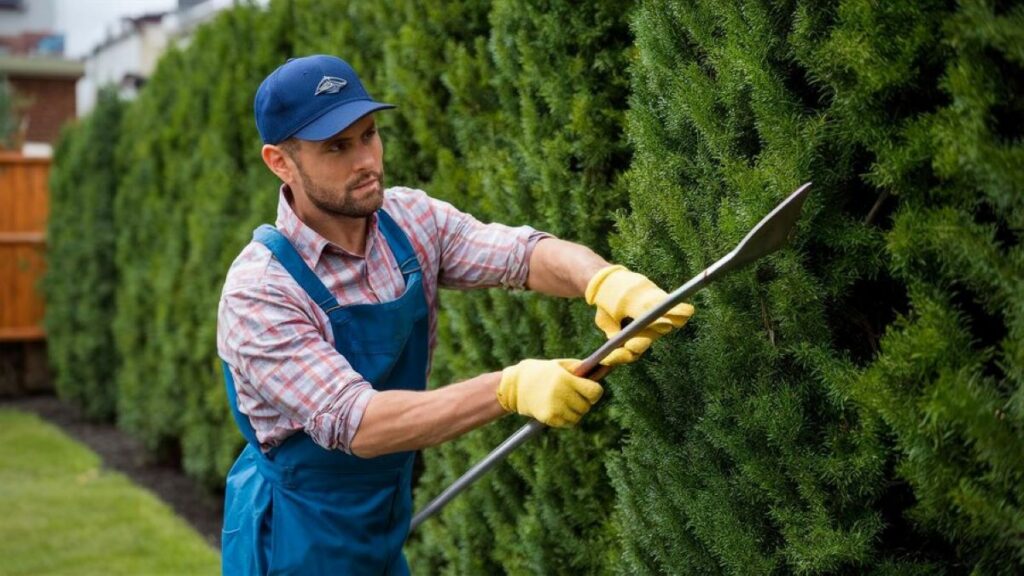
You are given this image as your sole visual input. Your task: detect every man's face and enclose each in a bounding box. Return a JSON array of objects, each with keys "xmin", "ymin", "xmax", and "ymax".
[{"xmin": 285, "ymin": 114, "xmax": 385, "ymax": 218}]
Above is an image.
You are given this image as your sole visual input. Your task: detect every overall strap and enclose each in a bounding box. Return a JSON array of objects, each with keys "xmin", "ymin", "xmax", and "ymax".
[
  {"xmin": 252, "ymin": 225, "xmax": 342, "ymax": 314},
  {"xmin": 376, "ymin": 209, "xmax": 421, "ymax": 279},
  {"xmin": 222, "ymin": 360, "xmax": 261, "ymax": 450}
]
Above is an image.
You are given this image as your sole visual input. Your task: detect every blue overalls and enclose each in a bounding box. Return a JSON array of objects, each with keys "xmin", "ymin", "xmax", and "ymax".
[{"xmin": 220, "ymin": 209, "xmax": 428, "ymax": 575}]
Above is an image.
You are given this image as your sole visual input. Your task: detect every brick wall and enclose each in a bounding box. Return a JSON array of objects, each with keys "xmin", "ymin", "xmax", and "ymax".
[{"xmin": 9, "ymin": 75, "xmax": 77, "ymax": 144}]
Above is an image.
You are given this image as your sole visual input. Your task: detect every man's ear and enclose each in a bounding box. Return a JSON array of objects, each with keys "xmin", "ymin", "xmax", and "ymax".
[{"xmin": 262, "ymin": 143, "xmax": 297, "ymax": 183}]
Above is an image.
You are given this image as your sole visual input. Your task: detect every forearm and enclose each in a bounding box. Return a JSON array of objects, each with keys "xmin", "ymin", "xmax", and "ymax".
[
  {"xmin": 349, "ymin": 372, "xmax": 506, "ymax": 458},
  {"xmin": 526, "ymin": 237, "xmax": 609, "ymax": 297}
]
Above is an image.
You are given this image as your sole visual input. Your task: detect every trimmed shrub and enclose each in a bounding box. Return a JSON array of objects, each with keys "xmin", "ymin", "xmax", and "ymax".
[
  {"xmin": 113, "ymin": 4, "xmax": 281, "ymax": 478},
  {"xmin": 403, "ymin": 1, "xmax": 634, "ymax": 573},
  {"xmin": 44, "ymin": 0, "xmax": 1022, "ymax": 573},
  {"xmin": 611, "ymin": 0, "xmax": 1022, "ymax": 573},
  {"xmin": 44, "ymin": 88, "xmax": 124, "ymax": 420},
  {"xmin": 829, "ymin": 0, "xmax": 1024, "ymax": 570}
]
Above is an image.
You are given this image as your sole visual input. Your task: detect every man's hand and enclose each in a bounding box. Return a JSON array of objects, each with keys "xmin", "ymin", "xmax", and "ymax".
[
  {"xmin": 497, "ymin": 359, "xmax": 603, "ymax": 427},
  {"xmin": 585, "ymin": 265, "xmax": 694, "ymax": 366}
]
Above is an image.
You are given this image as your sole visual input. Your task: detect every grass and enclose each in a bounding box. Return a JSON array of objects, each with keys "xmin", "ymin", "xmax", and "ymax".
[{"xmin": 0, "ymin": 409, "xmax": 220, "ymax": 576}]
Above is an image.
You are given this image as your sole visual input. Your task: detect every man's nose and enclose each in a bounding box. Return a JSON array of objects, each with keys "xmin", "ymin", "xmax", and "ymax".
[{"xmin": 352, "ymin": 142, "xmax": 378, "ymax": 172}]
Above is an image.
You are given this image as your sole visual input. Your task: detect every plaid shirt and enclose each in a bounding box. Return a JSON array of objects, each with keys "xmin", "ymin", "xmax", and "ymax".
[{"xmin": 218, "ymin": 185, "xmax": 548, "ymax": 454}]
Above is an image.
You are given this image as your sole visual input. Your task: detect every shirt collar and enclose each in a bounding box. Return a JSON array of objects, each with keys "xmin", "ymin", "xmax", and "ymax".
[{"xmin": 273, "ymin": 184, "xmax": 378, "ymax": 268}]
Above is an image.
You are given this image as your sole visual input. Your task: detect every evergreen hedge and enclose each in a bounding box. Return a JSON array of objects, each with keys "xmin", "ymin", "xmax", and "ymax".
[
  {"xmin": 44, "ymin": 88, "xmax": 123, "ymax": 420},
  {"xmin": 403, "ymin": 2, "xmax": 634, "ymax": 572},
  {"xmin": 112, "ymin": 2, "xmax": 277, "ymax": 483},
  {"xmin": 612, "ymin": 0, "xmax": 1023, "ymax": 573},
  {"xmin": 836, "ymin": 1, "xmax": 1024, "ymax": 569},
  {"xmin": 45, "ymin": 0, "xmax": 1022, "ymax": 573}
]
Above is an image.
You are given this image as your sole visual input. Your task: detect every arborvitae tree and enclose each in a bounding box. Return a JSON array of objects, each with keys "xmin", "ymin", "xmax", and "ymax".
[
  {"xmin": 44, "ymin": 88, "xmax": 124, "ymax": 420},
  {"xmin": 172, "ymin": 4, "xmax": 287, "ymax": 484},
  {"xmin": 810, "ymin": 0, "xmax": 1024, "ymax": 570},
  {"xmin": 612, "ymin": 0, "xmax": 1022, "ymax": 573},
  {"xmin": 114, "ymin": 44, "xmax": 197, "ymax": 464},
  {"xmin": 610, "ymin": 2, "xmax": 893, "ymax": 572},
  {"xmin": 113, "ymin": 4, "xmax": 282, "ymax": 479},
  {"xmin": 406, "ymin": 1, "xmax": 634, "ymax": 573}
]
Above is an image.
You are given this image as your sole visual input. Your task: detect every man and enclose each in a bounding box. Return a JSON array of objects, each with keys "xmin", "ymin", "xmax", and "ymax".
[{"xmin": 217, "ymin": 54, "xmax": 693, "ymax": 575}]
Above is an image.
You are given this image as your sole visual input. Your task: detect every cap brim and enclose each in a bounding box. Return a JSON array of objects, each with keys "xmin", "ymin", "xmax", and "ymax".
[{"xmin": 293, "ymin": 100, "xmax": 396, "ymax": 141}]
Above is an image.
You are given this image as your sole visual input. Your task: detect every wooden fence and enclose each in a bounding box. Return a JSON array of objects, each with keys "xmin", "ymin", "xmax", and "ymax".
[{"xmin": 0, "ymin": 152, "xmax": 49, "ymax": 341}]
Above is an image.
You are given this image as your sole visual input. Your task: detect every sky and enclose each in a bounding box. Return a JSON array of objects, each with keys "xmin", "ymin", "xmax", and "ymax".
[{"xmin": 55, "ymin": 0, "xmax": 177, "ymax": 58}]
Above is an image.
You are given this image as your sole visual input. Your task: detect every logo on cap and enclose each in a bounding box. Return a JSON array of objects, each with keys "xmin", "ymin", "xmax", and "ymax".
[{"xmin": 314, "ymin": 76, "xmax": 348, "ymax": 96}]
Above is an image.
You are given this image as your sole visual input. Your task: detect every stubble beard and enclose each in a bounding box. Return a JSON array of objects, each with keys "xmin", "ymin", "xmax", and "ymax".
[{"xmin": 298, "ymin": 165, "xmax": 385, "ymax": 218}]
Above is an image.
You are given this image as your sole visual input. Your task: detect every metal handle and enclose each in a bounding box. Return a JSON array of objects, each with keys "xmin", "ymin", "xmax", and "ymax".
[{"xmin": 410, "ymin": 269, "xmax": 715, "ymax": 531}]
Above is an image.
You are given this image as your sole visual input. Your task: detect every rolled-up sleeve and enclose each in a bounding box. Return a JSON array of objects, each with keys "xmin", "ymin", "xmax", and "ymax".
[
  {"xmin": 219, "ymin": 282, "xmax": 377, "ymax": 454},
  {"xmin": 429, "ymin": 195, "xmax": 551, "ymax": 289}
]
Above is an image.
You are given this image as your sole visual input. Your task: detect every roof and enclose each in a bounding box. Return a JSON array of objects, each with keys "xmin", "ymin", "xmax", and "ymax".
[
  {"xmin": 87, "ymin": 11, "xmax": 168, "ymax": 57},
  {"xmin": 0, "ymin": 54, "xmax": 83, "ymax": 79}
]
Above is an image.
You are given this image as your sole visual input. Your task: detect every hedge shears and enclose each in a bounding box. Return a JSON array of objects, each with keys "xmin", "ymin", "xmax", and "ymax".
[{"xmin": 411, "ymin": 181, "xmax": 813, "ymax": 531}]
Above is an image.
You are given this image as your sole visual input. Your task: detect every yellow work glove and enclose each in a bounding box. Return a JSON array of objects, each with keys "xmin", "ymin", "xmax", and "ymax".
[
  {"xmin": 497, "ymin": 359, "xmax": 604, "ymax": 428},
  {"xmin": 585, "ymin": 265, "xmax": 694, "ymax": 366}
]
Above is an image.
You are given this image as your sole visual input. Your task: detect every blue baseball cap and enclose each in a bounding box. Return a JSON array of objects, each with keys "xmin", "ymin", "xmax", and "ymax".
[{"xmin": 254, "ymin": 55, "xmax": 395, "ymax": 145}]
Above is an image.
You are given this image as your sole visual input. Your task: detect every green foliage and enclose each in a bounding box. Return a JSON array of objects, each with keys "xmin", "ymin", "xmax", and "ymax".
[
  {"xmin": 0, "ymin": 75, "xmax": 32, "ymax": 148},
  {"xmin": 833, "ymin": 0, "xmax": 1024, "ymax": 570},
  {"xmin": 0, "ymin": 75, "xmax": 17, "ymax": 147},
  {"xmin": 613, "ymin": 0, "xmax": 1023, "ymax": 573},
  {"xmin": 43, "ymin": 0, "xmax": 1023, "ymax": 573},
  {"xmin": 113, "ymin": 4, "xmax": 279, "ymax": 482},
  {"xmin": 612, "ymin": 2, "xmax": 893, "ymax": 572},
  {"xmin": 44, "ymin": 88, "xmax": 124, "ymax": 420},
  {"xmin": 404, "ymin": 1, "xmax": 634, "ymax": 573}
]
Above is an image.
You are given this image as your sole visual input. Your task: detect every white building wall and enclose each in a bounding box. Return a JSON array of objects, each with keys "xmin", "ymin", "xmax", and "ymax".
[
  {"xmin": 161, "ymin": 0, "xmax": 241, "ymax": 50},
  {"xmin": 138, "ymin": 22, "xmax": 168, "ymax": 75},
  {"xmin": 76, "ymin": 0, "xmax": 254, "ymax": 116},
  {"xmin": 77, "ymin": 21, "xmax": 168, "ymax": 116}
]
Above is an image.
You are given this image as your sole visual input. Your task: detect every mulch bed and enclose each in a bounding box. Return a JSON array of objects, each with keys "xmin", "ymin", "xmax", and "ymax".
[{"xmin": 0, "ymin": 394, "xmax": 223, "ymax": 550}]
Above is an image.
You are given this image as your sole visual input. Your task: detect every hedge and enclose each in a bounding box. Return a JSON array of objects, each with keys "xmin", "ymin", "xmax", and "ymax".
[
  {"xmin": 611, "ymin": 1, "xmax": 1023, "ymax": 573},
  {"xmin": 44, "ymin": 88, "xmax": 123, "ymax": 420},
  {"xmin": 46, "ymin": 0, "xmax": 1022, "ymax": 573}
]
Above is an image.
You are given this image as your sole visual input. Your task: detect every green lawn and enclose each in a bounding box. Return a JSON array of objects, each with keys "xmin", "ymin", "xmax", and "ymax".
[{"xmin": 0, "ymin": 409, "xmax": 219, "ymax": 576}]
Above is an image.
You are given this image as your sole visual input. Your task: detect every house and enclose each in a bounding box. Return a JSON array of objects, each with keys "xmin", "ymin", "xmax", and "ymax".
[
  {"xmin": 0, "ymin": 0, "xmax": 81, "ymax": 154},
  {"xmin": 76, "ymin": 0, "xmax": 239, "ymax": 116}
]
